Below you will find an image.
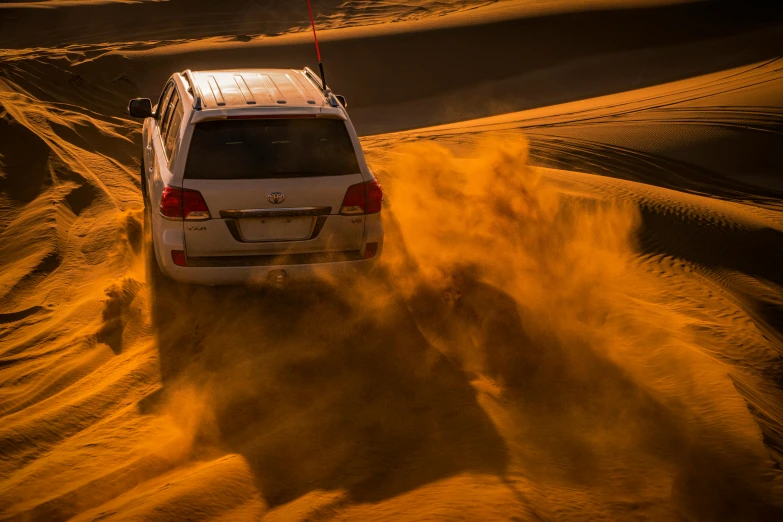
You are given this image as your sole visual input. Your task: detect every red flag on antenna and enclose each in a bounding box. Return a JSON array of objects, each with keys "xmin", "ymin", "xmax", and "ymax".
[{"xmin": 306, "ymin": 0, "xmax": 327, "ymax": 90}]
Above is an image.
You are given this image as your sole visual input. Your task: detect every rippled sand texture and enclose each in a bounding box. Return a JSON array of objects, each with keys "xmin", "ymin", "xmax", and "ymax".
[{"xmin": 1, "ymin": 1, "xmax": 783, "ymax": 520}]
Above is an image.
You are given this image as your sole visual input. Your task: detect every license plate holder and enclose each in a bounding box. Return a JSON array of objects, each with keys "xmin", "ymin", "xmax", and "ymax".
[{"xmin": 238, "ymin": 216, "xmax": 315, "ymax": 241}]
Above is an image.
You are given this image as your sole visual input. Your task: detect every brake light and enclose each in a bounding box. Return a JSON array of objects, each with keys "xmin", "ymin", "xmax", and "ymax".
[
  {"xmin": 159, "ymin": 186, "xmax": 183, "ymax": 218},
  {"xmin": 340, "ymin": 183, "xmax": 365, "ymax": 215},
  {"xmin": 183, "ymin": 190, "xmax": 210, "ymax": 220},
  {"xmin": 159, "ymin": 186, "xmax": 211, "ymax": 220},
  {"xmin": 340, "ymin": 180, "xmax": 383, "ymax": 215},
  {"xmin": 365, "ymin": 180, "xmax": 382, "ymax": 214}
]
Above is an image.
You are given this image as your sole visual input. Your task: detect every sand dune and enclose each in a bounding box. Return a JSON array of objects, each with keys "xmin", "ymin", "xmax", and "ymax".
[
  {"xmin": 4, "ymin": 0, "xmax": 783, "ymax": 133},
  {"xmin": 0, "ymin": 0, "xmax": 703, "ymax": 49},
  {"xmin": 2, "ymin": 1, "xmax": 783, "ymax": 520},
  {"xmin": 378, "ymin": 58, "xmax": 783, "ymax": 195}
]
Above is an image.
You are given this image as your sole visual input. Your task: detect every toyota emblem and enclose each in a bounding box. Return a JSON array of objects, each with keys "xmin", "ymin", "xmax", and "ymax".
[{"xmin": 268, "ymin": 192, "xmax": 285, "ymax": 204}]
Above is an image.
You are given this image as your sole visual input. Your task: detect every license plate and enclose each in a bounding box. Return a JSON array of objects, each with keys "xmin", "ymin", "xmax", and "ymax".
[{"xmin": 238, "ymin": 216, "xmax": 314, "ymax": 241}]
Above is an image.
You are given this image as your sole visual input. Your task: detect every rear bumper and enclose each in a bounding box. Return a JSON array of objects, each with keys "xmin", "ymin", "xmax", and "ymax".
[
  {"xmin": 153, "ymin": 208, "xmax": 383, "ymax": 286},
  {"xmin": 161, "ymin": 257, "xmax": 378, "ymax": 286},
  {"xmin": 158, "ymin": 243, "xmax": 381, "ymax": 286}
]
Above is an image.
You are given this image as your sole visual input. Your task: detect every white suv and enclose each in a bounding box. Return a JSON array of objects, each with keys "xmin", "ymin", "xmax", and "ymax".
[{"xmin": 129, "ymin": 68, "xmax": 383, "ymax": 286}]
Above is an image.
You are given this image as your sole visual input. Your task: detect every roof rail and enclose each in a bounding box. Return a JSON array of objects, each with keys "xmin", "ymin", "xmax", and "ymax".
[
  {"xmin": 303, "ymin": 66, "xmax": 324, "ymax": 91},
  {"xmin": 303, "ymin": 66, "xmax": 341, "ymax": 107},
  {"xmin": 182, "ymin": 69, "xmax": 203, "ymax": 110}
]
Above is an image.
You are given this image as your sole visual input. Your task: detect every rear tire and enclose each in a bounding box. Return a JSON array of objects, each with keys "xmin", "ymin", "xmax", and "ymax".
[
  {"xmin": 140, "ymin": 156, "xmax": 148, "ymax": 205},
  {"xmin": 143, "ymin": 196, "xmax": 166, "ymax": 288},
  {"xmin": 140, "ymin": 156, "xmax": 170, "ymax": 286}
]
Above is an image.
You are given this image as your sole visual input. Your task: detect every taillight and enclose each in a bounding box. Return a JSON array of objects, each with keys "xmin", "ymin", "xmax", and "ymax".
[
  {"xmin": 159, "ymin": 186, "xmax": 211, "ymax": 220},
  {"xmin": 340, "ymin": 180, "xmax": 383, "ymax": 215},
  {"xmin": 340, "ymin": 183, "xmax": 365, "ymax": 215},
  {"xmin": 183, "ymin": 190, "xmax": 210, "ymax": 220},
  {"xmin": 365, "ymin": 180, "xmax": 382, "ymax": 214},
  {"xmin": 159, "ymin": 186, "xmax": 183, "ymax": 218}
]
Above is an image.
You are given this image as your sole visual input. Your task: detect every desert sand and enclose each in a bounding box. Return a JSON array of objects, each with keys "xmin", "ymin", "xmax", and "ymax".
[{"xmin": 1, "ymin": 1, "xmax": 783, "ymax": 520}]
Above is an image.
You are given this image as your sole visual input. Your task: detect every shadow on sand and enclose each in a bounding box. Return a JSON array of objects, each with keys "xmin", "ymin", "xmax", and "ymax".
[{"xmin": 147, "ymin": 267, "xmax": 508, "ymax": 507}]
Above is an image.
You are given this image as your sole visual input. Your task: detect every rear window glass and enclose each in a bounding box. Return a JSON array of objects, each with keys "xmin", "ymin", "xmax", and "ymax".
[{"xmin": 184, "ymin": 118, "xmax": 360, "ymax": 179}]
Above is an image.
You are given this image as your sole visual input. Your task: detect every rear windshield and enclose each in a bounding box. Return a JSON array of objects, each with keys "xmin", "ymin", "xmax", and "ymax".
[{"xmin": 184, "ymin": 118, "xmax": 360, "ymax": 179}]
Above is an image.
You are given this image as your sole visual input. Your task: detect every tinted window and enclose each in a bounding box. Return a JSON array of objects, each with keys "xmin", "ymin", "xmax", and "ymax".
[
  {"xmin": 184, "ymin": 118, "xmax": 360, "ymax": 179},
  {"xmin": 160, "ymin": 90, "xmax": 179, "ymax": 141},
  {"xmin": 164, "ymin": 98, "xmax": 183, "ymax": 164},
  {"xmin": 157, "ymin": 82, "xmax": 174, "ymax": 122}
]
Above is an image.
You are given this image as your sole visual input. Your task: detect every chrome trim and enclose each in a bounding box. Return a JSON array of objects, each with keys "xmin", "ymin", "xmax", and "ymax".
[{"xmin": 219, "ymin": 206, "xmax": 331, "ymax": 219}]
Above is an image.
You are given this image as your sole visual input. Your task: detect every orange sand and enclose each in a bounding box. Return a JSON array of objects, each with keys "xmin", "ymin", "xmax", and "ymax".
[{"xmin": 2, "ymin": 1, "xmax": 783, "ymax": 520}]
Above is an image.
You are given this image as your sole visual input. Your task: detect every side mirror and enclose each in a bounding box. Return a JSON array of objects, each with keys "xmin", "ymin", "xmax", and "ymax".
[
  {"xmin": 128, "ymin": 98, "xmax": 153, "ymax": 118},
  {"xmin": 335, "ymin": 95, "xmax": 348, "ymax": 109}
]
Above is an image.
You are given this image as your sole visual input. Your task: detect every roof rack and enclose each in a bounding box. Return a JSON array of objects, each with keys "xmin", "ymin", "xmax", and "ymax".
[
  {"xmin": 182, "ymin": 69, "xmax": 203, "ymax": 110},
  {"xmin": 303, "ymin": 66, "xmax": 323, "ymax": 91},
  {"xmin": 303, "ymin": 66, "xmax": 341, "ymax": 107}
]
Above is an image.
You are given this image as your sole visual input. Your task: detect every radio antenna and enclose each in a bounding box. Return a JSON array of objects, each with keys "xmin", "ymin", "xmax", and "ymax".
[{"xmin": 306, "ymin": 0, "xmax": 327, "ymax": 92}]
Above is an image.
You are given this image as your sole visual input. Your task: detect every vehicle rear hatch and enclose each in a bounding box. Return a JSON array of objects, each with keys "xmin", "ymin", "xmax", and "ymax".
[{"xmin": 182, "ymin": 116, "xmax": 366, "ymax": 259}]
